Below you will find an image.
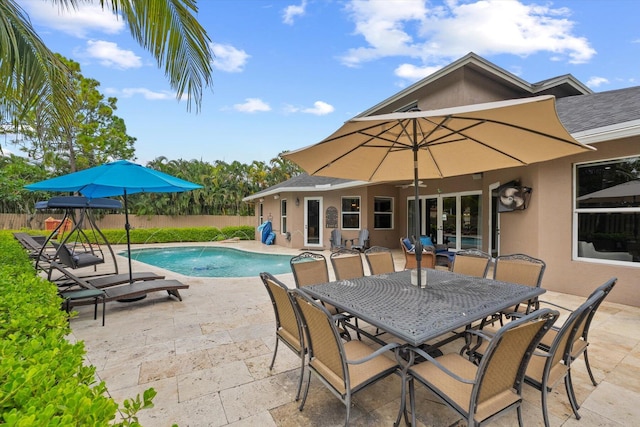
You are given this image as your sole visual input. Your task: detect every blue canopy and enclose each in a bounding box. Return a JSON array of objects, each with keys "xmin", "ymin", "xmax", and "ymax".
[{"xmin": 25, "ymin": 160, "xmax": 202, "ymax": 198}]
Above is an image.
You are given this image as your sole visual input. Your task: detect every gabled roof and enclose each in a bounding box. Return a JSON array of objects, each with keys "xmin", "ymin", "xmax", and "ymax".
[{"xmin": 357, "ymin": 52, "xmax": 591, "ymax": 117}]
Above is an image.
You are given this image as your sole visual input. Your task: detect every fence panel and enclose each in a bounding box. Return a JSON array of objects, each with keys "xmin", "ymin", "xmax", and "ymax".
[{"xmin": 0, "ymin": 213, "xmax": 256, "ymax": 231}]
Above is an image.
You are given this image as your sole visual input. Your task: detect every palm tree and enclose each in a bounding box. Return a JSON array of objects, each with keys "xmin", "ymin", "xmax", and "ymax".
[{"xmin": 1, "ymin": 0, "xmax": 213, "ymax": 133}]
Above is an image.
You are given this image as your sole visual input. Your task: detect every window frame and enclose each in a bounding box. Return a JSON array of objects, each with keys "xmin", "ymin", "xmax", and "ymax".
[
  {"xmin": 280, "ymin": 198, "xmax": 287, "ymax": 234},
  {"xmin": 373, "ymin": 196, "xmax": 394, "ymax": 230},
  {"xmin": 341, "ymin": 196, "xmax": 361, "ymax": 230},
  {"xmin": 573, "ymin": 155, "xmax": 640, "ymax": 266}
]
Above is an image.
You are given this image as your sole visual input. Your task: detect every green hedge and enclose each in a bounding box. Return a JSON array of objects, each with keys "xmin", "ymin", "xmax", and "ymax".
[
  {"xmin": 0, "ymin": 232, "xmax": 154, "ymax": 426},
  {"xmin": 100, "ymin": 225, "xmax": 255, "ymax": 245}
]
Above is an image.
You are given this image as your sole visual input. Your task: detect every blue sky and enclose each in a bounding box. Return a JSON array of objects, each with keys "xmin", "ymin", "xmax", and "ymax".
[{"xmin": 14, "ymin": 0, "xmax": 640, "ymax": 165}]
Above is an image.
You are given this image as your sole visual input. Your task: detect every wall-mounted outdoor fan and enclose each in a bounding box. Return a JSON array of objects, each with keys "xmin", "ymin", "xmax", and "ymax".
[{"xmin": 497, "ymin": 181, "xmax": 532, "ymax": 212}]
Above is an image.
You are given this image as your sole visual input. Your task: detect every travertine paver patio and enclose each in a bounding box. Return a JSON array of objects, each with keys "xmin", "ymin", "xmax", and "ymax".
[{"xmin": 67, "ymin": 241, "xmax": 640, "ymax": 426}]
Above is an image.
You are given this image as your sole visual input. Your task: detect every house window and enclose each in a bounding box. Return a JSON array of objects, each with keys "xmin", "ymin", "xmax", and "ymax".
[
  {"xmin": 281, "ymin": 199, "xmax": 287, "ymax": 234},
  {"xmin": 575, "ymin": 156, "xmax": 640, "ymax": 264},
  {"xmin": 341, "ymin": 197, "xmax": 360, "ymax": 229},
  {"xmin": 374, "ymin": 197, "xmax": 393, "ymax": 229}
]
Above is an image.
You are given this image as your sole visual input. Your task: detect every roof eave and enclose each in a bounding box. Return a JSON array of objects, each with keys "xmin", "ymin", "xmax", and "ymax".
[
  {"xmin": 242, "ymin": 180, "xmax": 371, "ymax": 202},
  {"xmin": 572, "ymin": 119, "xmax": 640, "ymax": 145}
]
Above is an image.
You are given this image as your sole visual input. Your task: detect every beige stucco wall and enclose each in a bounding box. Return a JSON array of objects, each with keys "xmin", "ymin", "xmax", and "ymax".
[{"xmin": 257, "ymin": 137, "xmax": 639, "ymax": 307}]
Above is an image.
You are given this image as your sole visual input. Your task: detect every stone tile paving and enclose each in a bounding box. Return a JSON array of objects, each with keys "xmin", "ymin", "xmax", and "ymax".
[{"xmin": 67, "ymin": 241, "xmax": 640, "ymax": 426}]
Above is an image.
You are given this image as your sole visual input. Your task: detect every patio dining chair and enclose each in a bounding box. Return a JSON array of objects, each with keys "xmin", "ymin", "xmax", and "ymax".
[
  {"xmin": 537, "ymin": 277, "xmax": 617, "ymax": 388},
  {"xmin": 290, "ymin": 288, "xmax": 401, "ymax": 426},
  {"xmin": 290, "ymin": 252, "xmax": 349, "ymax": 337},
  {"xmin": 364, "ymin": 246, "xmax": 396, "ymax": 275},
  {"xmin": 259, "ymin": 272, "xmax": 306, "ymax": 400},
  {"xmin": 470, "ymin": 290, "xmax": 604, "ymax": 427},
  {"xmin": 451, "ymin": 249, "xmax": 492, "ymax": 278},
  {"xmin": 493, "ymin": 253, "xmax": 546, "ymax": 322},
  {"xmin": 408, "ymin": 308, "xmax": 558, "ymax": 427},
  {"xmin": 330, "ymin": 248, "xmax": 365, "ymax": 280}
]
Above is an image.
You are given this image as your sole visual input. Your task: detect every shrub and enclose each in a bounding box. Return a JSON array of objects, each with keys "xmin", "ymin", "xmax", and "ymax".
[
  {"xmin": 100, "ymin": 225, "xmax": 255, "ymax": 245},
  {"xmin": 0, "ymin": 232, "xmax": 155, "ymax": 426}
]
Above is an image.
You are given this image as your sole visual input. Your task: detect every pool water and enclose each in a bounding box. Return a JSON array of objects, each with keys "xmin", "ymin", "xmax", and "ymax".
[{"xmin": 122, "ymin": 246, "xmax": 292, "ymax": 277}]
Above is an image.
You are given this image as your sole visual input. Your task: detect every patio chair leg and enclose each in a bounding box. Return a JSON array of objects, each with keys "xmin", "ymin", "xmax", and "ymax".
[
  {"xmin": 269, "ymin": 339, "xmax": 279, "ymax": 370},
  {"xmin": 583, "ymin": 349, "xmax": 598, "ymax": 386},
  {"xmin": 565, "ymin": 372, "xmax": 582, "ymax": 418},
  {"xmin": 517, "ymin": 405, "xmax": 524, "ymax": 427},
  {"xmin": 344, "ymin": 396, "xmax": 351, "ymax": 427},
  {"xmin": 298, "ymin": 370, "xmax": 311, "ymax": 411},
  {"xmin": 295, "ymin": 353, "xmax": 305, "ymax": 401},
  {"xmin": 541, "ymin": 387, "xmax": 551, "ymax": 427},
  {"xmin": 409, "ymin": 377, "xmax": 417, "ymax": 427}
]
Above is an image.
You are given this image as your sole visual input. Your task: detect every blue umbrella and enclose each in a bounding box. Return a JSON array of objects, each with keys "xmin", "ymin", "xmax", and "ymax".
[{"xmin": 26, "ymin": 160, "xmax": 203, "ymax": 283}]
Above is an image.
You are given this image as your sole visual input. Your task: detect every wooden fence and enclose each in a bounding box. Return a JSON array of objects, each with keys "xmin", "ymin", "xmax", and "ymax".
[{"xmin": 0, "ymin": 213, "xmax": 256, "ymax": 231}]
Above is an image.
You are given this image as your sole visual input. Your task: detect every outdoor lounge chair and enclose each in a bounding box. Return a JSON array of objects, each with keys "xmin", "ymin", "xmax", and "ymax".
[
  {"xmin": 51, "ymin": 262, "xmax": 188, "ymax": 324},
  {"xmin": 290, "ymin": 288, "xmax": 401, "ymax": 426},
  {"xmin": 408, "ymin": 308, "xmax": 558, "ymax": 427},
  {"xmin": 364, "ymin": 246, "xmax": 395, "ymax": 275},
  {"xmin": 400, "ymin": 237, "xmax": 435, "ymax": 270},
  {"xmin": 451, "ymin": 248, "xmax": 492, "ymax": 277},
  {"xmin": 346, "ymin": 229, "xmax": 369, "ymax": 252},
  {"xmin": 51, "ymin": 261, "xmax": 165, "ymax": 290},
  {"xmin": 13, "ymin": 232, "xmax": 56, "ymax": 264},
  {"xmin": 260, "ymin": 272, "xmax": 306, "ymax": 400},
  {"xmin": 330, "ymin": 228, "xmax": 346, "ymax": 251}
]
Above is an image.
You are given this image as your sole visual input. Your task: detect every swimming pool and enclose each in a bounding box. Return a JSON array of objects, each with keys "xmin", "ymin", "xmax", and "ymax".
[{"xmin": 122, "ymin": 246, "xmax": 292, "ymax": 277}]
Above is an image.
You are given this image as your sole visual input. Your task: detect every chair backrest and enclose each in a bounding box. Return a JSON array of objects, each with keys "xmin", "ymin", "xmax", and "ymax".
[
  {"xmin": 580, "ymin": 278, "xmax": 617, "ymax": 341},
  {"xmin": 330, "ymin": 249, "xmax": 364, "ymax": 280},
  {"xmin": 290, "ymin": 252, "xmax": 330, "ymax": 287},
  {"xmin": 330, "ymin": 229, "xmax": 343, "ymax": 250},
  {"xmin": 474, "ymin": 308, "xmax": 558, "ymax": 412},
  {"xmin": 364, "ymin": 246, "xmax": 395, "ymax": 275},
  {"xmin": 354, "ymin": 229, "xmax": 369, "ymax": 247},
  {"xmin": 493, "ymin": 253, "xmax": 545, "ymax": 287},
  {"xmin": 544, "ymin": 290, "xmax": 605, "ymax": 373},
  {"xmin": 260, "ymin": 272, "xmax": 303, "ymax": 351},
  {"xmin": 452, "ymin": 249, "xmax": 492, "ymax": 278},
  {"xmin": 290, "ymin": 288, "xmax": 348, "ymax": 393}
]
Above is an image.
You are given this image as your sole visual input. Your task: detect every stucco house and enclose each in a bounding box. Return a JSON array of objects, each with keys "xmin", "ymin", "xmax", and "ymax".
[{"xmin": 244, "ymin": 53, "xmax": 640, "ymax": 307}]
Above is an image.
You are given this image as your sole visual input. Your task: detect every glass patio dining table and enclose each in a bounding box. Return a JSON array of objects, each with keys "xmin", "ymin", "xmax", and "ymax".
[{"xmin": 303, "ymin": 268, "xmax": 545, "ymax": 348}]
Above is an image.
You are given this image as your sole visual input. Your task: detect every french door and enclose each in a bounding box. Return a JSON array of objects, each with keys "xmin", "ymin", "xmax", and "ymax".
[
  {"xmin": 408, "ymin": 191, "xmax": 482, "ymax": 251},
  {"xmin": 304, "ymin": 197, "xmax": 322, "ymax": 247}
]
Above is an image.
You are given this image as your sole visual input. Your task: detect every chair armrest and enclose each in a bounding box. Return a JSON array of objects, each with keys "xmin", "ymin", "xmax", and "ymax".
[
  {"xmin": 347, "ymin": 342, "xmax": 402, "ymax": 365},
  {"xmin": 537, "ymin": 300, "xmax": 572, "ymax": 312},
  {"xmin": 410, "ymin": 347, "xmax": 476, "ymax": 384}
]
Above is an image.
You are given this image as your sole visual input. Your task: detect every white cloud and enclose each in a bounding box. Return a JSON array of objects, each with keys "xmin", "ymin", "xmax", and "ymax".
[
  {"xmin": 18, "ymin": 0, "xmax": 124, "ymax": 38},
  {"xmin": 302, "ymin": 101, "xmax": 335, "ymax": 115},
  {"xmin": 586, "ymin": 76, "xmax": 609, "ymax": 88},
  {"xmin": 342, "ymin": 0, "xmax": 596, "ymax": 75},
  {"xmin": 120, "ymin": 88, "xmax": 176, "ymax": 100},
  {"xmin": 284, "ymin": 101, "xmax": 335, "ymax": 115},
  {"xmin": 234, "ymin": 98, "xmax": 271, "ymax": 113},
  {"xmin": 211, "ymin": 43, "xmax": 250, "ymax": 72},
  {"xmin": 85, "ymin": 40, "xmax": 142, "ymax": 69},
  {"xmin": 283, "ymin": 1, "xmax": 307, "ymax": 25},
  {"xmin": 394, "ymin": 63, "xmax": 443, "ymax": 80}
]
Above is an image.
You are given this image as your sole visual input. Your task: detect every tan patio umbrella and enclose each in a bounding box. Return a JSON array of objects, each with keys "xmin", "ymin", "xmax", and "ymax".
[{"xmin": 283, "ymin": 95, "xmax": 594, "ymax": 286}]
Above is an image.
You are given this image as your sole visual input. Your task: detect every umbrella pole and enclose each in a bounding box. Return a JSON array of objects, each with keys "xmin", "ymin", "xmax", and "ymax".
[
  {"xmin": 124, "ymin": 189, "xmax": 133, "ymax": 284},
  {"xmin": 413, "ymin": 120, "xmax": 423, "ymax": 287}
]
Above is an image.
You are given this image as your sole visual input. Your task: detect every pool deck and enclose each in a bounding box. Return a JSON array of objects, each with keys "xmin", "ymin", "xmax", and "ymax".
[{"xmin": 67, "ymin": 241, "xmax": 640, "ymax": 426}]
